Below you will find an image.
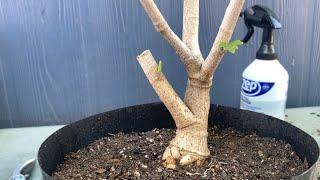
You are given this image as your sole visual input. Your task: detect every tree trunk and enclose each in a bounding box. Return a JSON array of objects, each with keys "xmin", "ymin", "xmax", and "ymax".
[
  {"xmin": 162, "ymin": 78, "xmax": 212, "ymax": 168},
  {"xmin": 137, "ymin": 0, "xmax": 245, "ymax": 168}
]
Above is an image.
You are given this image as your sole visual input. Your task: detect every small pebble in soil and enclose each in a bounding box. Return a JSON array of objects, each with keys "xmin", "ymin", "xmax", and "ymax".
[
  {"xmin": 53, "ymin": 127, "xmax": 308, "ymax": 180},
  {"xmin": 134, "ymin": 170, "xmax": 141, "ymax": 178}
]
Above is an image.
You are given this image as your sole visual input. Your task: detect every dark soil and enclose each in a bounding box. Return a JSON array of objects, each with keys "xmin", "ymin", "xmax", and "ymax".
[{"xmin": 53, "ymin": 127, "xmax": 308, "ymax": 180}]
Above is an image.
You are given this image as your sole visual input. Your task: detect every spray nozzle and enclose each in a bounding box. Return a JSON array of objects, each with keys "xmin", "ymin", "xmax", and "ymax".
[
  {"xmin": 241, "ymin": 5, "xmax": 281, "ymax": 43},
  {"xmin": 240, "ymin": 5, "xmax": 282, "ymax": 60}
]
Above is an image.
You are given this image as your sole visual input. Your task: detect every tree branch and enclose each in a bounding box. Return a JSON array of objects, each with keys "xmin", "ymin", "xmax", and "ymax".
[
  {"xmin": 139, "ymin": 0, "xmax": 201, "ymax": 73},
  {"xmin": 202, "ymin": 0, "xmax": 245, "ymax": 78},
  {"xmin": 182, "ymin": 0, "xmax": 202, "ymax": 58},
  {"xmin": 137, "ymin": 50, "xmax": 196, "ymax": 128}
]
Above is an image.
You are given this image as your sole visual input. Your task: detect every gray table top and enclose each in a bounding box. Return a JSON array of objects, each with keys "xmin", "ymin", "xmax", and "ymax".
[{"xmin": 1, "ymin": 107, "xmax": 319, "ymax": 179}]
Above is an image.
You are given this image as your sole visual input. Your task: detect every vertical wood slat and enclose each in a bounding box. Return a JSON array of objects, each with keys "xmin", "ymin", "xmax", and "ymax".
[
  {"xmin": 0, "ymin": 0, "xmax": 319, "ymax": 128},
  {"xmin": 307, "ymin": 0, "xmax": 320, "ymax": 105}
]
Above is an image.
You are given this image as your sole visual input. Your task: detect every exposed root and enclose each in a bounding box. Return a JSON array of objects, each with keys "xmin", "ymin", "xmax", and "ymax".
[
  {"xmin": 162, "ymin": 125, "xmax": 210, "ymax": 168},
  {"xmin": 184, "ymin": 157, "xmax": 229, "ymax": 177},
  {"xmin": 185, "ymin": 157, "xmax": 214, "ymax": 177},
  {"xmin": 162, "ymin": 145, "xmax": 206, "ymax": 168}
]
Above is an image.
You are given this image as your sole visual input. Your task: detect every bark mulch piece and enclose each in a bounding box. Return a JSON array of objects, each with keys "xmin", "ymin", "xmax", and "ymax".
[{"xmin": 53, "ymin": 127, "xmax": 308, "ymax": 180}]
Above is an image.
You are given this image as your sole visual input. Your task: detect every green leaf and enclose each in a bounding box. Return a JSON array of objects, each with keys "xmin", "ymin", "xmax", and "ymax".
[
  {"xmin": 219, "ymin": 40, "xmax": 243, "ymax": 54},
  {"xmin": 157, "ymin": 60, "xmax": 163, "ymax": 73}
]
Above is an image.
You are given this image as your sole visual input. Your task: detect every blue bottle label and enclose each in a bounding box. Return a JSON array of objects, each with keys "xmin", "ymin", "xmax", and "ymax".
[{"xmin": 241, "ymin": 78, "xmax": 274, "ymax": 97}]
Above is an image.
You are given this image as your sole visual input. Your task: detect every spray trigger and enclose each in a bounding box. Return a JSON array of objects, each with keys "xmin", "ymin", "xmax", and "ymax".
[
  {"xmin": 241, "ymin": 5, "xmax": 282, "ymax": 43},
  {"xmin": 240, "ymin": 5, "xmax": 282, "ymax": 60}
]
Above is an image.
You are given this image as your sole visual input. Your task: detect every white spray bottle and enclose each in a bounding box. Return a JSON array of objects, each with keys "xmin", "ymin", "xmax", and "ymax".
[{"xmin": 240, "ymin": 5, "xmax": 289, "ymax": 120}]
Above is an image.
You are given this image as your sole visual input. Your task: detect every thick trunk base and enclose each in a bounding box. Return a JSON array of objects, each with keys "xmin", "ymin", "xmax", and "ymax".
[{"xmin": 162, "ymin": 123, "xmax": 210, "ymax": 169}]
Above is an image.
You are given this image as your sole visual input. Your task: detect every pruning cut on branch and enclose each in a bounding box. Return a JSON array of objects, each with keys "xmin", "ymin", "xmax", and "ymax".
[{"xmin": 137, "ymin": 0, "xmax": 245, "ymax": 168}]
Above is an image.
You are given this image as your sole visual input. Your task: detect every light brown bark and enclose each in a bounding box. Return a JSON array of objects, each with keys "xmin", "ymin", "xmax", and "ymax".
[
  {"xmin": 202, "ymin": 0, "xmax": 246, "ymax": 78},
  {"xmin": 137, "ymin": 50, "xmax": 195, "ymax": 129},
  {"xmin": 183, "ymin": 0, "xmax": 202, "ymax": 58},
  {"xmin": 137, "ymin": 0, "xmax": 245, "ymax": 168},
  {"xmin": 139, "ymin": 0, "xmax": 202, "ymax": 74}
]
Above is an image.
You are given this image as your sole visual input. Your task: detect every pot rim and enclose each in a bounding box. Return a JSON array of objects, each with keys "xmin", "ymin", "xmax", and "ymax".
[{"xmin": 37, "ymin": 102, "xmax": 320, "ymax": 179}]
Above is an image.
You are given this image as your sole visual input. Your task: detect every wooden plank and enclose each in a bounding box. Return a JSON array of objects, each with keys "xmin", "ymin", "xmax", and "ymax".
[
  {"xmin": 0, "ymin": 0, "xmax": 318, "ymax": 127},
  {"xmin": 307, "ymin": 0, "xmax": 320, "ymax": 106}
]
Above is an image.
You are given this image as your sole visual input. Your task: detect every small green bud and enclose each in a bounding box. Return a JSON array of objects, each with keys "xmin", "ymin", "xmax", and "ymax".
[{"xmin": 157, "ymin": 60, "xmax": 163, "ymax": 73}]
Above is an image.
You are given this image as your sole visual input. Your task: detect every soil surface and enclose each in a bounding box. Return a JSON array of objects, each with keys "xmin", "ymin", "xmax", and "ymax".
[{"xmin": 53, "ymin": 127, "xmax": 308, "ymax": 180}]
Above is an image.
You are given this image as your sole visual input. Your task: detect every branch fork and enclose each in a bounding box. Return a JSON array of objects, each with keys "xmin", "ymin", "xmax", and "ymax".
[{"xmin": 137, "ymin": 0, "xmax": 245, "ymax": 167}]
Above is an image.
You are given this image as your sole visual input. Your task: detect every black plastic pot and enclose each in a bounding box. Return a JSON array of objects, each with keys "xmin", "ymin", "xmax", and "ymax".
[{"xmin": 38, "ymin": 103, "xmax": 320, "ymax": 179}]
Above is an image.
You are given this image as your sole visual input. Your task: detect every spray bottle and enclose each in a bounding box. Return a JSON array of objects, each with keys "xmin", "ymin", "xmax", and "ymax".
[{"xmin": 240, "ymin": 5, "xmax": 289, "ymax": 120}]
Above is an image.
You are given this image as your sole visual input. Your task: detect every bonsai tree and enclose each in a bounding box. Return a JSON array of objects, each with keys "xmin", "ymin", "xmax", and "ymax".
[{"xmin": 137, "ymin": 0, "xmax": 245, "ymax": 168}]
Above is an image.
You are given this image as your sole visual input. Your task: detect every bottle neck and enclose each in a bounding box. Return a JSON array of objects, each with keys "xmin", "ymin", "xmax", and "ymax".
[
  {"xmin": 256, "ymin": 28, "xmax": 278, "ymax": 60},
  {"xmin": 262, "ymin": 28, "xmax": 274, "ymax": 43}
]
